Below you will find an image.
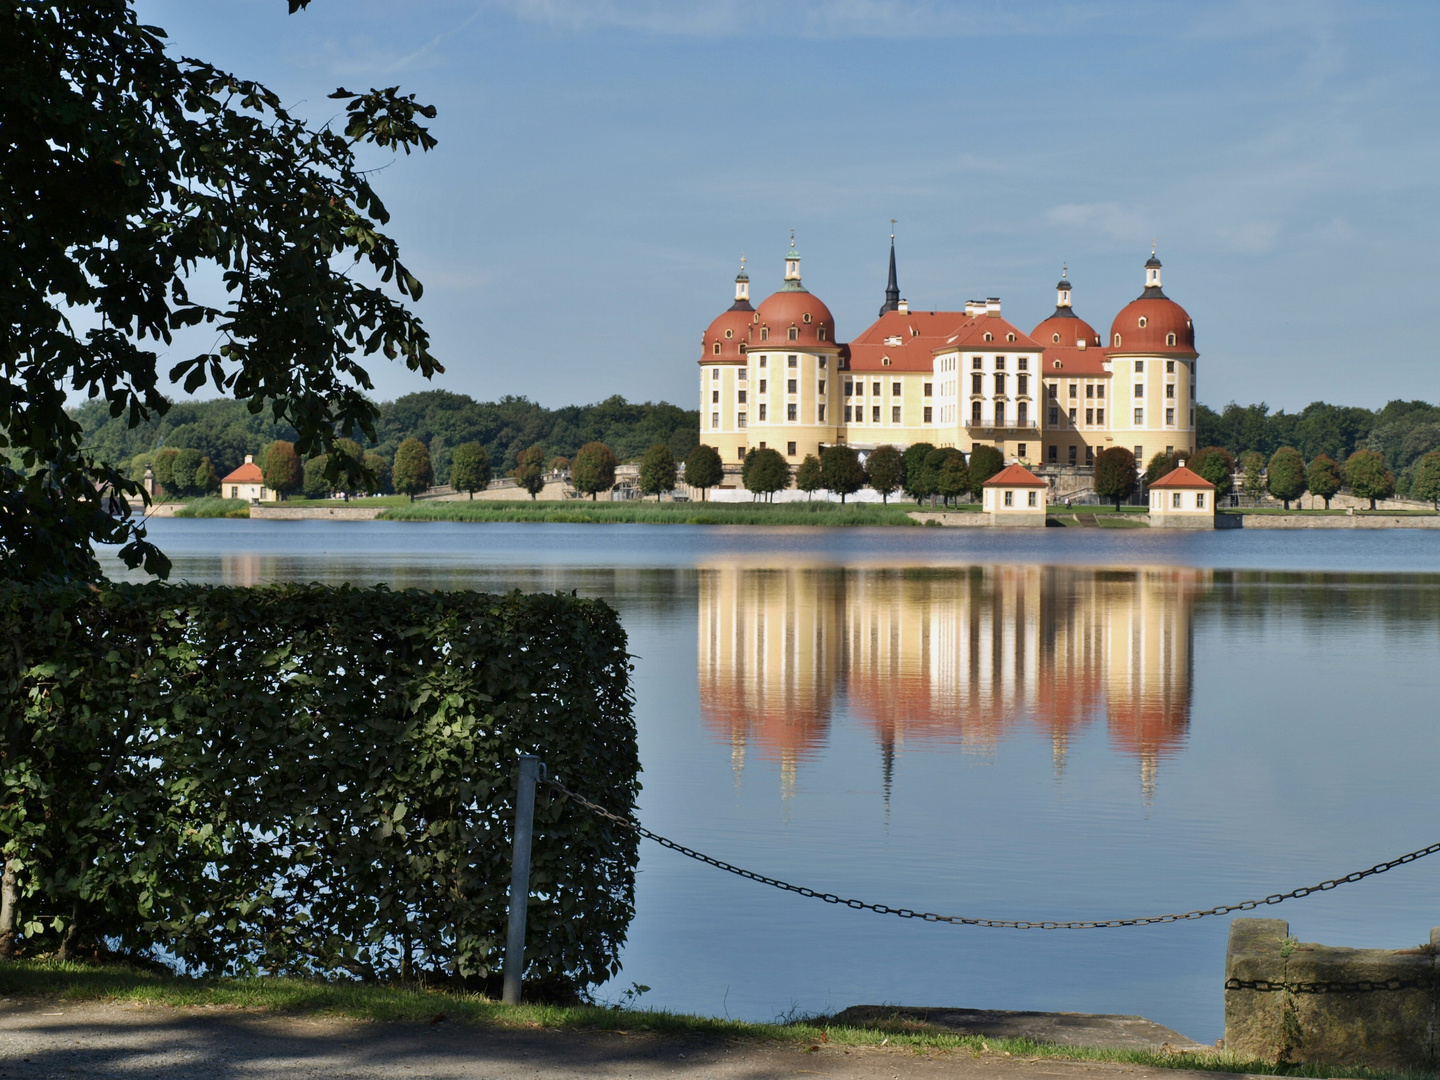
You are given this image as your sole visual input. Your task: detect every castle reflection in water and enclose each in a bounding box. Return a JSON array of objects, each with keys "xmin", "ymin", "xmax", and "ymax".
[{"xmin": 698, "ymin": 565, "xmax": 1207, "ymax": 801}]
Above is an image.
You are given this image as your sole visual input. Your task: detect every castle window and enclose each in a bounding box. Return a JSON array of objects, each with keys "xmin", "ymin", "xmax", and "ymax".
[
  {"xmin": 1166, "ymin": 408, "xmax": 1175, "ymax": 425},
  {"xmin": 712, "ymin": 390, "xmax": 719, "ymax": 404},
  {"xmin": 788, "ymin": 326, "xmax": 798, "ymax": 341},
  {"xmin": 1135, "ymin": 360, "xmax": 1144, "ymax": 372},
  {"xmin": 983, "ymin": 332, "xmax": 993, "ymax": 342},
  {"xmin": 1134, "ymin": 384, "xmax": 1144, "ymax": 398},
  {"xmin": 1018, "ymin": 357, "xmax": 1028, "ymax": 371},
  {"xmin": 1134, "ymin": 407, "xmax": 1144, "ymax": 424},
  {"xmin": 1028, "ymin": 490, "xmax": 1037, "ymax": 507},
  {"xmin": 924, "ymin": 406, "xmax": 933, "ymax": 422},
  {"xmin": 872, "ymin": 382, "xmax": 881, "ymax": 396},
  {"xmin": 1096, "ymin": 384, "xmax": 1105, "ymax": 399},
  {"xmin": 1069, "ymin": 444, "xmax": 1077, "ymax": 463},
  {"xmin": 892, "ymin": 382, "xmax": 901, "ymax": 396},
  {"xmin": 738, "ymin": 343, "xmax": 747, "ymax": 354},
  {"xmin": 892, "ymin": 406, "xmax": 901, "ymax": 423},
  {"xmin": 818, "ymin": 380, "xmax": 825, "ymax": 395},
  {"xmin": 995, "ymin": 356, "xmax": 1006, "ymax": 371},
  {"xmin": 1018, "ymin": 402, "xmax": 1028, "ymax": 425},
  {"xmin": 1069, "ymin": 383, "xmax": 1077, "ymax": 398},
  {"xmin": 725, "ymin": 329, "xmax": 733, "ymax": 339},
  {"xmin": 1113, "ymin": 333, "xmax": 1122, "ymax": 346},
  {"xmin": 1167, "ymin": 333, "xmax": 1177, "ymax": 346},
  {"xmin": 1166, "ymin": 384, "xmax": 1175, "ymax": 398},
  {"xmin": 1048, "ymin": 445, "xmax": 1057, "ymax": 462},
  {"xmin": 818, "ymin": 404, "xmax": 825, "ymax": 422},
  {"xmin": 787, "ymin": 379, "xmax": 797, "ymax": 393},
  {"xmin": 712, "ymin": 368, "xmax": 720, "ymax": 379},
  {"xmin": 972, "ymin": 356, "xmax": 982, "ymax": 370},
  {"xmin": 759, "ymin": 355, "xmax": 767, "ymax": 367},
  {"xmin": 1007, "ymin": 333, "xmax": 1016, "ymax": 342},
  {"xmin": 759, "ymin": 379, "xmax": 766, "ymax": 392},
  {"xmin": 738, "ymin": 412, "xmax": 747, "ymax": 428},
  {"xmin": 787, "ymin": 441, "xmax": 797, "ymax": 455},
  {"xmin": 1052, "ymin": 359, "xmax": 1062, "ymax": 369},
  {"xmin": 923, "ymin": 382, "xmax": 932, "ymax": 396},
  {"xmin": 738, "ymin": 390, "xmax": 747, "ymax": 403},
  {"xmin": 844, "ymin": 405, "xmax": 853, "ymax": 422},
  {"xmin": 972, "ymin": 401, "xmax": 982, "ymax": 424},
  {"xmin": 1049, "ymin": 407, "xmax": 1059, "ymax": 425},
  {"xmin": 1167, "ymin": 360, "xmax": 1175, "ymax": 373},
  {"xmin": 1196, "ymin": 492, "xmax": 1206, "ymax": 509},
  {"xmin": 803, "ymin": 313, "xmax": 812, "ymax": 324},
  {"xmin": 759, "ymin": 405, "xmax": 767, "ymax": 421},
  {"xmin": 711, "ymin": 412, "xmax": 719, "ymax": 428},
  {"xmin": 818, "ymin": 356, "xmax": 826, "ymax": 368},
  {"xmin": 760, "ymin": 327, "xmax": 769, "ymax": 341},
  {"xmin": 788, "ymin": 355, "xmax": 797, "ymax": 368},
  {"xmin": 1173, "ymin": 492, "xmax": 1182, "ymax": 509},
  {"xmin": 1086, "ymin": 408, "xmax": 1094, "ymax": 425},
  {"xmin": 1086, "ymin": 384, "xmax": 1094, "ymax": 398},
  {"xmin": 1138, "ymin": 316, "xmax": 1148, "ymax": 328},
  {"xmin": 1052, "ymin": 333, "xmax": 1060, "ymax": 343},
  {"xmin": 738, "ymin": 448, "xmax": 746, "ymax": 460},
  {"xmin": 882, "ymin": 357, "xmax": 891, "ymax": 366},
  {"xmin": 787, "ymin": 404, "xmax": 797, "ymax": 421},
  {"xmin": 1018, "ymin": 374, "xmax": 1028, "ymax": 395},
  {"xmin": 844, "ymin": 380, "xmax": 853, "ymax": 396},
  {"xmin": 1097, "ymin": 408, "xmax": 1104, "ymax": 424},
  {"xmin": 818, "ymin": 327, "xmax": 827, "ymax": 341},
  {"xmin": 1018, "ymin": 443, "xmax": 1027, "ymax": 458},
  {"xmin": 972, "ymin": 373, "xmax": 982, "ymax": 394},
  {"xmin": 1048, "ymin": 384, "xmax": 1057, "ymax": 398},
  {"xmin": 1068, "ymin": 407, "xmax": 1076, "ymax": 424},
  {"xmin": 1004, "ymin": 490, "xmax": 1013, "ymax": 507},
  {"xmin": 713, "ymin": 342, "xmax": 721, "ymax": 354}
]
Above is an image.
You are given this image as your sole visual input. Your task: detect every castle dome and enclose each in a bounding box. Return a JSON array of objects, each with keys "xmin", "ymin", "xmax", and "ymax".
[
  {"xmin": 754, "ymin": 239, "xmax": 837, "ymax": 349},
  {"xmin": 700, "ymin": 259, "xmax": 758, "ymax": 361},
  {"xmin": 1106, "ymin": 250, "xmax": 1196, "ymax": 356}
]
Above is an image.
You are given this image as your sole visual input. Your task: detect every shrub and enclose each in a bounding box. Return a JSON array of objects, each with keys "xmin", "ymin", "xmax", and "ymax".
[{"xmin": 0, "ymin": 583, "xmax": 638, "ymax": 993}]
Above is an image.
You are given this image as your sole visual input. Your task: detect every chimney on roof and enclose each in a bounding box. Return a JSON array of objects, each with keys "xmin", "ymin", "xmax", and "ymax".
[
  {"xmin": 965, "ymin": 300, "xmax": 984, "ymax": 317},
  {"xmin": 985, "ymin": 297, "xmax": 1001, "ymax": 317},
  {"xmin": 897, "ymin": 298, "xmax": 909, "ymax": 315},
  {"xmin": 244, "ymin": 454, "xmax": 253, "ymax": 465}
]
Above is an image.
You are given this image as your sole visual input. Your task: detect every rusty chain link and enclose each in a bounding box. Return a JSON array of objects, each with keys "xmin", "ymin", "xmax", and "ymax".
[{"xmin": 545, "ymin": 778, "xmax": 1440, "ymax": 930}]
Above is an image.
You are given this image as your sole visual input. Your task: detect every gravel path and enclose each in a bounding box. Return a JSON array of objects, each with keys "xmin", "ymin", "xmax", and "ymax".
[{"xmin": 0, "ymin": 999, "xmax": 1229, "ymax": 1080}]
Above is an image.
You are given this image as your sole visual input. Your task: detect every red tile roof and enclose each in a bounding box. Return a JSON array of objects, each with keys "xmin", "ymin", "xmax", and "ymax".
[
  {"xmin": 1148, "ymin": 465, "xmax": 1213, "ymax": 489},
  {"xmin": 846, "ymin": 309, "xmax": 970, "ymax": 372},
  {"xmin": 943, "ymin": 314, "xmax": 1042, "ymax": 351},
  {"xmin": 220, "ymin": 462, "xmax": 263, "ymax": 484},
  {"xmin": 982, "ymin": 462, "xmax": 1047, "ymax": 487},
  {"xmin": 1032, "ymin": 312, "xmax": 1109, "ymax": 375}
]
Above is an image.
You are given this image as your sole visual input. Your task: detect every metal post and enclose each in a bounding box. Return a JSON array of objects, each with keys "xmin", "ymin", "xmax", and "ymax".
[{"xmin": 502, "ymin": 754, "xmax": 539, "ymax": 1005}]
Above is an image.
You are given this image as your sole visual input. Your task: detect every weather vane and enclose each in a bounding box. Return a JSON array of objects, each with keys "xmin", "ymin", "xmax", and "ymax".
[{"xmin": 890, "ymin": 217, "xmax": 897, "ymax": 240}]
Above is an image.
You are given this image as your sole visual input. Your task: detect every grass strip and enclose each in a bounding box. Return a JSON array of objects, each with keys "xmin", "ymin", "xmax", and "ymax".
[
  {"xmin": 171, "ymin": 497, "xmax": 249, "ymax": 518},
  {"xmin": 0, "ymin": 961, "xmax": 1427, "ymax": 1080},
  {"xmin": 377, "ymin": 500, "xmax": 923, "ymax": 526}
]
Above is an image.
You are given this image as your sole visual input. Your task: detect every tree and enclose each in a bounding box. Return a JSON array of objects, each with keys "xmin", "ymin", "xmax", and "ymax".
[
  {"xmin": 1266, "ymin": 446, "xmax": 1307, "ymax": 509},
  {"xmin": 1094, "ymin": 447, "xmax": 1138, "ymax": 510},
  {"xmin": 865, "ymin": 445, "xmax": 905, "ymax": 504},
  {"xmin": 2, "ymin": 2, "xmax": 439, "ymax": 580},
  {"xmin": 194, "ymin": 457, "xmax": 220, "ymax": 496},
  {"xmin": 966, "ymin": 445, "xmax": 1004, "ymax": 501},
  {"xmin": 1412, "ymin": 451, "xmax": 1440, "ymax": 510},
  {"xmin": 170, "ymin": 448, "xmax": 203, "ymax": 498},
  {"xmin": 393, "ymin": 437, "xmax": 434, "ymax": 502},
  {"xmin": 638, "ymin": 443, "xmax": 677, "ymax": 500},
  {"xmin": 743, "ymin": 448, "xmax": 790, "ymax": 502},
  {"xmin": 795, "ymin": 455, "xmax": 823, "ymax": 500},
  {"xmin": 1307, "ymin": 454, "xmax": 1342, "ymax": 509},
  {"xmin": 362, "ymin": 452, "xmax": 391, "ymax": 495},
  {"xmin": 303, "ymin": 454, "xmax": 332, "ymax": 499},
  {"xmin": 450, "ymin": 442, "xmax": 492, "ymax": 499},
  {"xmin": 1145, "ymin": 451, "xmax": 1179, "ymax": 485},
  {"xmin": 820, "ymin": 445, "xmax": 865, "ymax": 503},
  {"xmin": 152, "ymin": 447, "xmax": 180, "ymax": 498},
  {"xmin": 572, "ymin": 442, "xmax": 618, "ymax": 501},
  {"xmin": 262, "ymin": 441, "xmax": 301, "ymax": 501},
  {"xmin": 1240, "ymin": 451, "xmax": 1266, "ymax": 499},
  {"xmin": 902, "ymin": 442, "xmax": 938, "ymax": 504},
  {"xmin": 1190, "ymin": 446, "xmax": 1236, "ymax": 497},
  {"xmin": 1345, "ymin": 449, "xmax": 1395, "ymax": 510},
  {"xmin": 514, "ymin": 445, "xmax": 546, "ymax": 500},
  {"xmin": 330, "ymin": 438, "xmax": 366, "ymax": 501},
  {"xmin": 548, "ymin": 456, "xmax": 570, "ymax": 475},
  {"xmin": 684, "ymin": 445, "xmax": 723, "ymax": 502},
  {"xmin": 933, "ymin": 449, "xmax": 969, "ymax": 505}
]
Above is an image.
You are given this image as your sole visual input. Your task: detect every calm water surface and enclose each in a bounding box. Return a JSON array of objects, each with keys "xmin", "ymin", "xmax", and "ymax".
[{"xmin": 103, "ymin": 520, "xmax": 1440, "ymax": 1042}]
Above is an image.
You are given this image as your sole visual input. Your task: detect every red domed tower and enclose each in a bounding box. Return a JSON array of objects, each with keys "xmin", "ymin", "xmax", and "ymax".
[
  {"xmin": 697, "ymin": 259, "xmax": 758, "ymax": 468},
  {"xmin": 1105, "ymin": 248, "xmax": 1198, "ymax": 468},
  {"xmin": 699, "ymin": 238, "xmax": 841, "ymax": 473},
  {"xmin": 1031, "ymin": 268, "xmax": 1107, "ymax": 469}
]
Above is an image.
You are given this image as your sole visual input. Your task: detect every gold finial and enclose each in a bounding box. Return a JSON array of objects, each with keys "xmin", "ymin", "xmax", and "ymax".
[
  {"xmin": 790, "ymin": 228, "xmax": 795, "ymax": 246},
  {"xmin": 1062, "ymin": 262, "xmax": 1068, "ymax": 277},
  {"xmin": 1151, "ymin": 238, "xmax": 1157, "ymax": 256},
  {"xmin": 740, "ymin": 253, "xmax": 746, "ymax": 270},
  {"xmin": 890, "ymin": 217, "xmax": 896, "ymax": 240}
]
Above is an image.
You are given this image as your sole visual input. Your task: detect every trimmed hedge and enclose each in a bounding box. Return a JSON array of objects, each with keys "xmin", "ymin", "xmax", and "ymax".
[{"xmin": 0, "ymin": 584, "xmax": 637, "ymax": 992}]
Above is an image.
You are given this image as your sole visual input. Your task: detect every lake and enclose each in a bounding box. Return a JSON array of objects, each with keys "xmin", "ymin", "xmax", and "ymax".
[{"xmin": 103, "ymin": 520, "xmax": 1440, "ymax": 1043}]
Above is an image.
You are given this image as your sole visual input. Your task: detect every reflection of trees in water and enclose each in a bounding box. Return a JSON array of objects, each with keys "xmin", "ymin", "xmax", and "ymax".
[
  {"xmin": 698, "ymin": 565, "xmax": 1209, "ymax": 802},
  {"xmin": 1204, "ymin": 572, "xmax": 1440, "ymax": 631}
]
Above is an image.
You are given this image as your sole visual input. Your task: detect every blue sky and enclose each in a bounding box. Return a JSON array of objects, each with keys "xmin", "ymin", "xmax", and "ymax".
[{"xmin": 136, "ymin": 1, "xmax": 1440, "ymax": 414}]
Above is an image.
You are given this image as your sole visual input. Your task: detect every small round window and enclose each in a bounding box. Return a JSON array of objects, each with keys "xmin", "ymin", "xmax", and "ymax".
[
  {"xmin": 724, "ymin": 329, "xmax": 733, "ymax": 339},
  {"xmin": 1138, "ymin": 316, "xmax": 1148, "ymax": 328},
  {"xmin": 803, "ymin": 313, "xmax": 812, "ymax": 324},
  {"xmin": 1052, "ymin": 333, "xmax": 1060, "ymax": 343}
]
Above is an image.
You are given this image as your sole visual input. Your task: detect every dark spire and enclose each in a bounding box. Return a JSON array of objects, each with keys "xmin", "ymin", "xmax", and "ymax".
[{"xmin": 878, "ymin": 223, "xmax": 900, "ymax": 316}]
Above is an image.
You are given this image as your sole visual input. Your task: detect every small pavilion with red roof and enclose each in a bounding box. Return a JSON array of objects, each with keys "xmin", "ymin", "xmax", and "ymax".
[
  {"xmin": 219, "ymin": 455, "xmax": 272, "ymax": 502},
  {"xmin": 1147, "ymin": 462, "xmax": 1215, "ymax": 527},
  {"xmin": 982, "ymin": 462, "xmax": 1048, "ymax": 526}
]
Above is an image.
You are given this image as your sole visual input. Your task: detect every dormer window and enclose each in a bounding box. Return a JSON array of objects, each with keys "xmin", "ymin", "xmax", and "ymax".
[
  {"xmin": 911, "ymin": 328, "xmax": 920, "ymax": 337},
  {"xmin": 1052, "ymin": 333, "xmax": 1060, "ymax": 343},
  {"xmin": 1007, "ymin": 333, "xmax": 1016, "ymax": 342},
  {"xmin": 1166, "ymin": 332, "xmax": 1177, "ymax": 346},
  {"xmin": 882, "ymin": 357, "xmax": 891, "ymax": 366},
  {"xmin": 760, "ymin": 327, "xmax": 769, "ymax": 341},
  {"xmin": 713, "ymin": 342, "xmax": 721, "ymax": 355},
  {"xmin": 1053, "ymin": 360, "xmax": 1062, "ymax": 369},
  {"xmin": 884, "ymin": 335, "xmax": 902, "ymax": 346},
  {"xmin": 738, "ymin": 343, "xmax": 747, "ymax": 354},
  {"xmin": 1113, "ymin": 333, "xmax": 1122, "ymax": 346},
  {"xmin": 725, "ymin": 329, "xmax": 733, "ymax": 339},
  {"xmin": 983, "ymin": 332, "xmax": 993, "ymax": 342},
  {"xmin": 1138, "ymin": 316, "xmax": 1148, "ymax": 328},
  {"xmin": 788, "ymin": 326, "xmax": 798, "ymax": 341},
  {"xmin": 818, "ymin": 327, "xmax": 827, "ymax": 341},
  {"xmin": 803, "ymin": 313, "xmax": 812, "ymax": 324}
]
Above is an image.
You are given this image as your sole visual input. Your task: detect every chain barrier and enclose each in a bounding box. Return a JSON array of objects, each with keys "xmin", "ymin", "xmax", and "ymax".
[{"xmin": 544, "ymin": 778, "xmax": 1440, "ymax": 930}]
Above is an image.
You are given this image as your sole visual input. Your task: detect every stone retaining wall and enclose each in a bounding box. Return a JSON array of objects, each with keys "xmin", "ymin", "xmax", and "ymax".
[
  {"xmin": 1237, "ymin": 513, "xmax": 1440, "ymax": 528},
  {"xmin": 1225, "ymin": 918, "xmax": 1439, "ymax": 1070},
  {"xmin": 907, "ymin": 511, "xmax": 991, "ymax": 527},
  {"xmin": 251, "ymin": 506, "xmax": 386, "ymax": 520}
]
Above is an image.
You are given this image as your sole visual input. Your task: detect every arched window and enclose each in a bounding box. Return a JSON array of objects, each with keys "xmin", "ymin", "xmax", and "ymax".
[
  {"xmin": 1166, "ymin": 332, "xmax": 1177, "ymax": 346},
  {"xmin": 1007, "ymin": 333, "xmax": 1016, "ymax": 342},
  {"xmin": 760, "ymin": 327, "xmax": 769, "ymax": 341},
  {"xmin": 788, "ymin": 326, "xmax": 799, "ymax": 341},
  {"xmin": 983, "ymin": 332, "xmax": 993, "ymax": 342},
  {"xmin": 1138, "ymin": 316, "xmax": 1148, "ymax": 328},
  {"xmin": 712, "ymin": 342, "xmax": 721, "ymax": 355},
  {"xmin": 1114, "ymin": 333, "xmax": 1122, "ymax": 347},
  {"xmin": 818, "ymin": 326, "xmax": 827, "ymax": 341}
]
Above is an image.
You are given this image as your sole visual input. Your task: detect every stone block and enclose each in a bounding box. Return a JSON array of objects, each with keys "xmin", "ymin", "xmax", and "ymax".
[{"xmin": 1224, "ymin": 919, "xmax": 1288, "ymax": 1062}]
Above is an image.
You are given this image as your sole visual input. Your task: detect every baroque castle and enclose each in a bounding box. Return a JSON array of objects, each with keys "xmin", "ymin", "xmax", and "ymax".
[{"xmin": 698, "ymin": 237, "xmax": 1198, "ymax": 474}]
